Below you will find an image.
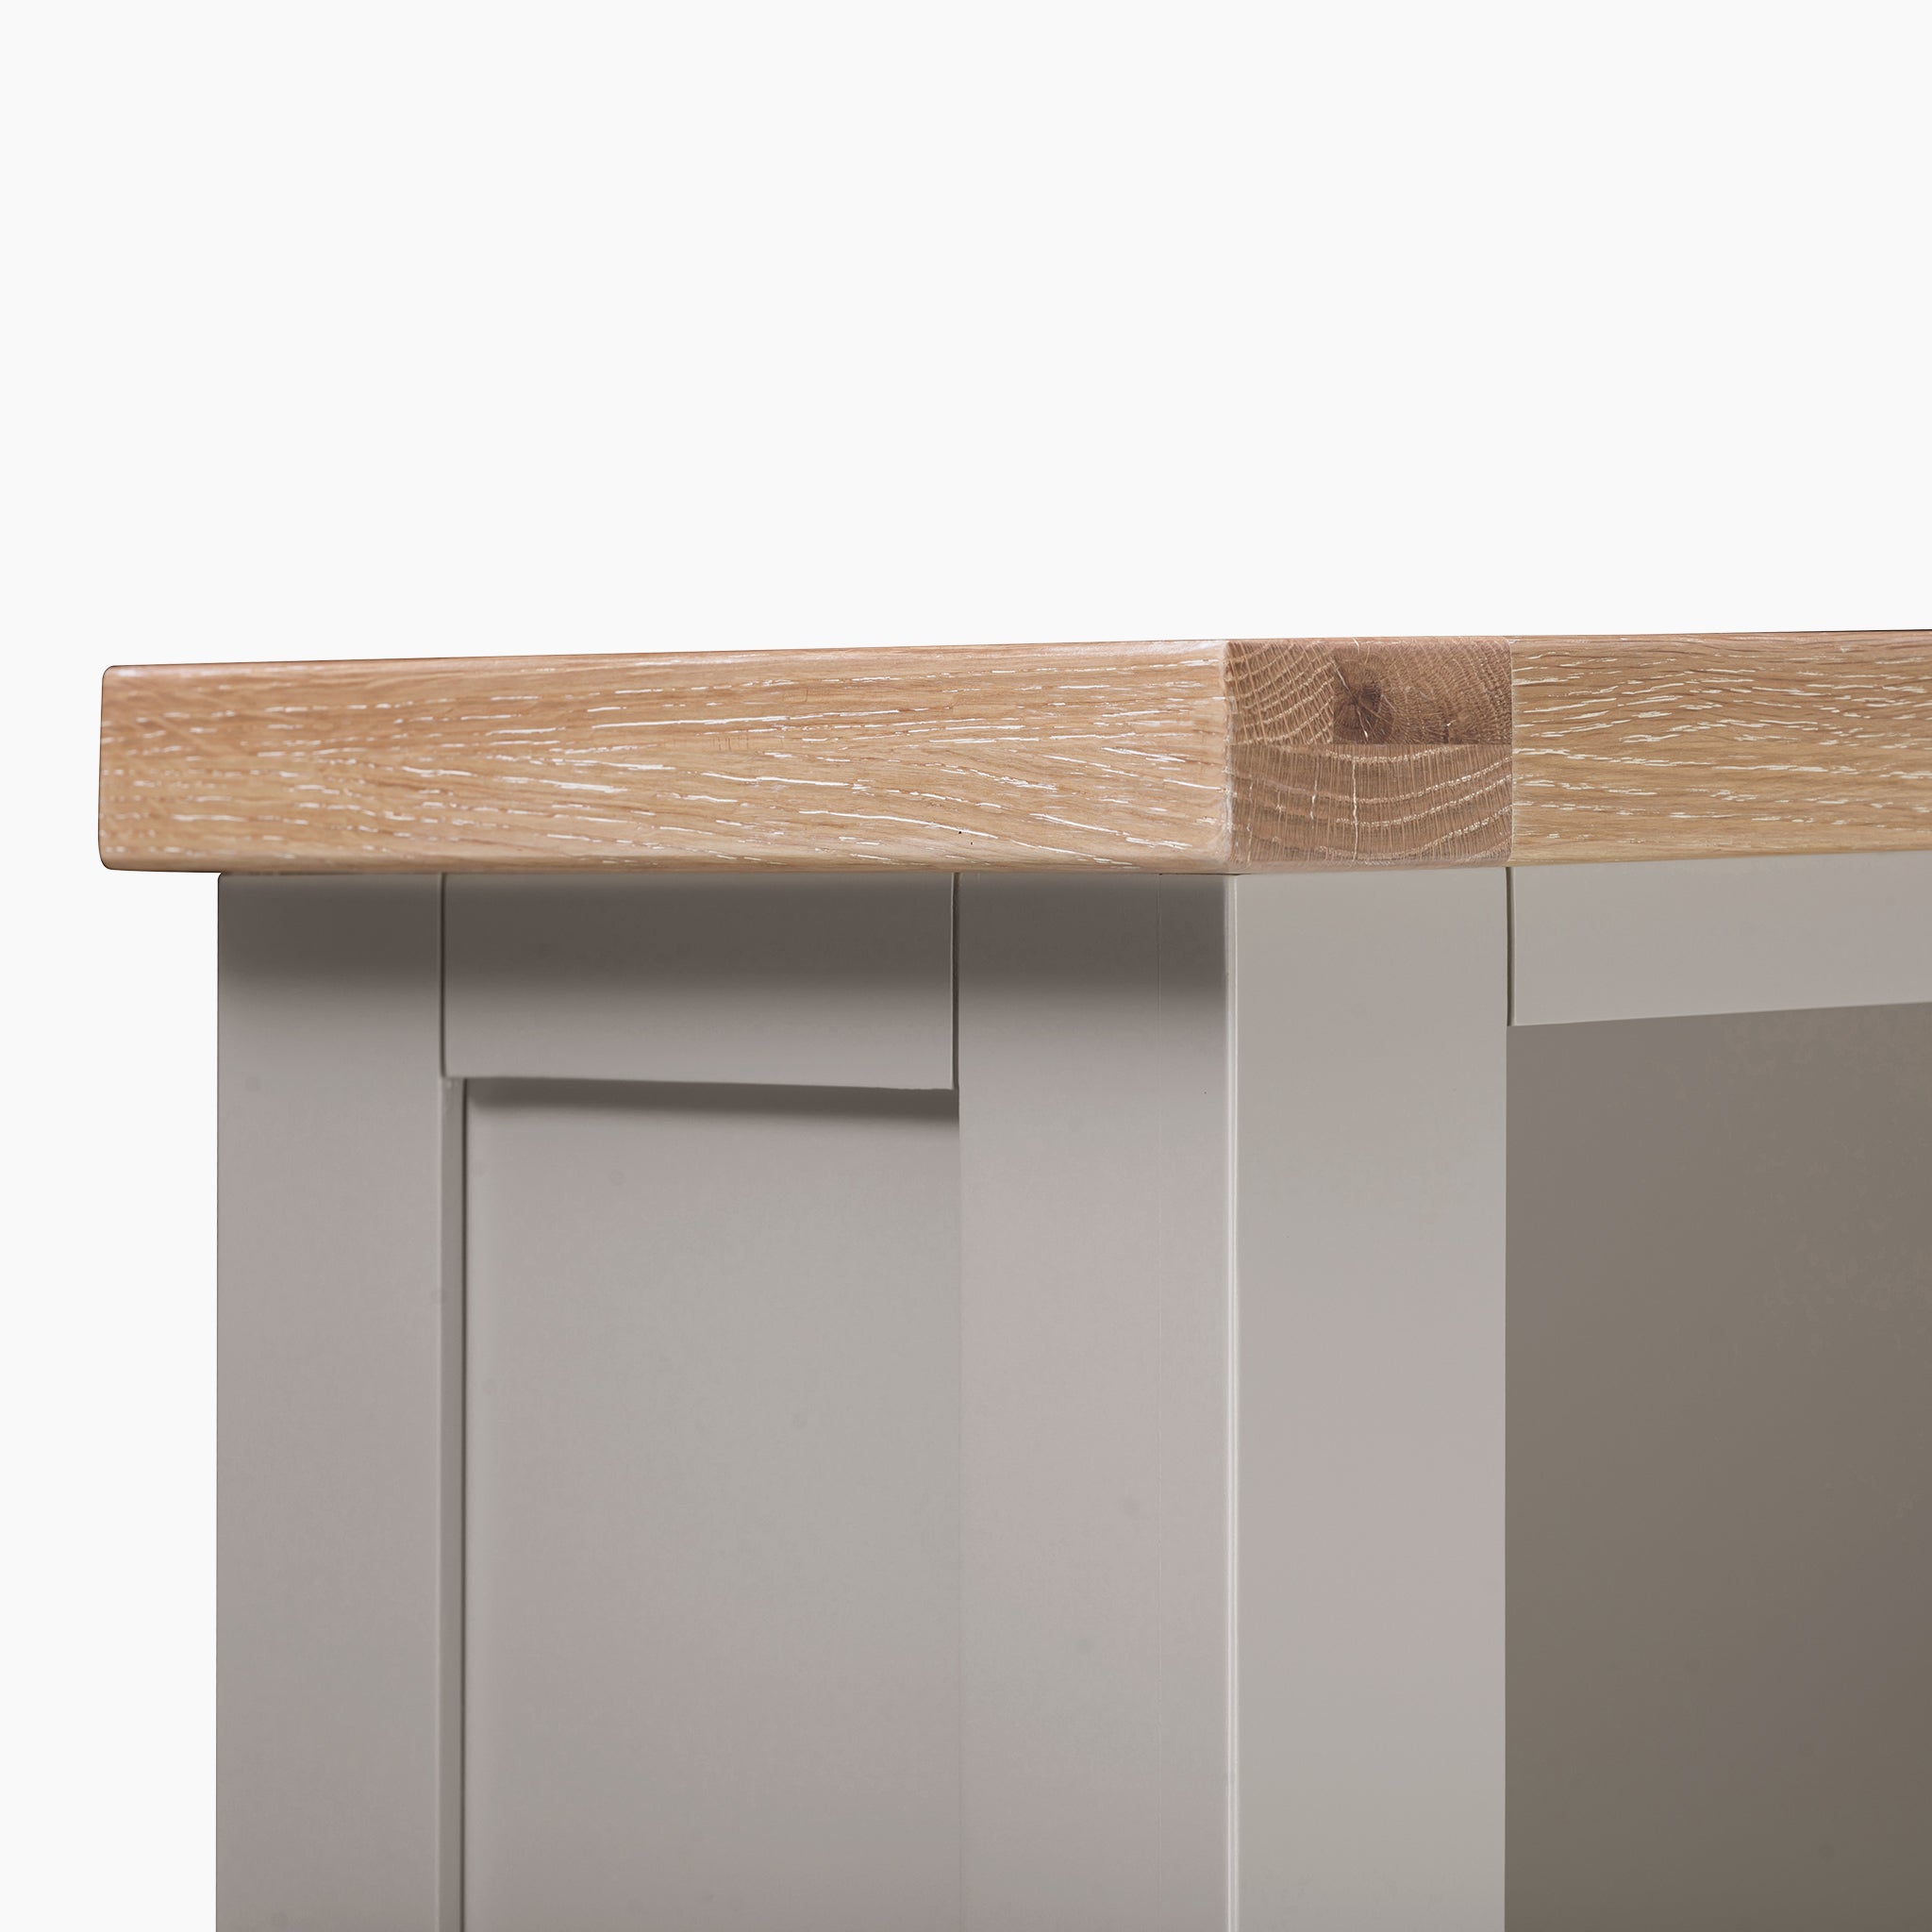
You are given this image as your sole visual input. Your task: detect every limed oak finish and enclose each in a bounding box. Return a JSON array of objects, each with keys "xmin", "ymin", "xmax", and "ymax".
[{"xmin": 99, "ymin": 631, "xmax": 1932, "ymax": 873}]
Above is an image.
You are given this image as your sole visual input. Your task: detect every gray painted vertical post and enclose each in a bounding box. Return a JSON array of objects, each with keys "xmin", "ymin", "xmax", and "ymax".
[
  {"xmin": 958, "ymin": 874, "xmax": 1234, "ymax": 1932},
  {"xmin": 1236, "ymin": 869, "xmax": 1507, "ymax": 1930},
  {"xmin": 218, "ymin": 876, "xmax": 461, "ymax": 1932}
]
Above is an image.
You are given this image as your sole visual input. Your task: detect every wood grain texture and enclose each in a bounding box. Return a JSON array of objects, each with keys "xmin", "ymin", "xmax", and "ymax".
[
  {"xmin": 100, "ymin": 634, "xmax": 1932, "ymax": 872},
  {"xmin": 1510, "ymin": 632, "xmax": 1932, "ymax": 863},
  {"xmin": 1228, "ymin": 638, "xmax": 1511, "ymax": 867},
  {"xmin": 99, "ymin": 645, "xmax": 1231, "ymax": 873}
]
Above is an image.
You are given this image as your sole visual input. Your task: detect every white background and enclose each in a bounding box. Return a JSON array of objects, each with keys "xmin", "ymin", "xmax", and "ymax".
[{"xmin": 3, "ymin": 4, "xmax": 1926, "ymax": 1923}]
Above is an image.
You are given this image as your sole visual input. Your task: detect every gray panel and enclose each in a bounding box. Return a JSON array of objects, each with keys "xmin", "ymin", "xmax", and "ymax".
[
  {"xmin": 957, "ymin": 876, "xmax": 1232, "ymax": 1932},
  {"xmin": 1510, "ymin": 1003, "xmax": 1932, "ymax": 1930},
  {"xmin": 218, "ymin": 876, "xmax": 460, "ymax": 1932},
  {"xmin": 1511, "ymin": 850, "xmax": 1932, "ymax": 1024},
  {"xmin": 444, "ymin": 872, "xmax": 955, "ymax": 1087},
  {"xmin": 464, "ymin": 1080, "xmax": 961, "ymax": 1932},
  {"xmin": 1236, "ymin": 870, "xmax": 1507, "ymax": 1931}
]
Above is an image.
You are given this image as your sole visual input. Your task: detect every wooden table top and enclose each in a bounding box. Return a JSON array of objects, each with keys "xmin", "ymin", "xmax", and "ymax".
[{"xmin": 99, "ymin": 633, "xmax": 1932, "ymax": 873}]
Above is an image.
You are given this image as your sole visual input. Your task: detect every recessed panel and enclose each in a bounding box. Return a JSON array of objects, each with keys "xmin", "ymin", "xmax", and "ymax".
[
  {"xmin": 1510, "ymin": 1002, "xmax": 1932, "ymax": 1928},
  {"xmin": 464, "ymin": 1080, "xmax": 961, "ymax": 1932}
]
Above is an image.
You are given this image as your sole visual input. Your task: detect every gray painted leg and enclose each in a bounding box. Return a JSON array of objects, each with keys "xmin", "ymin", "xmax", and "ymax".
[
  {"xmin": 1236, "ymin": 870, "xmax": 1507, "ymax": 1931},
  {"xmin": 218, "ymin": 876, "xmax": 461, "ymax": 1932},
  {"xmin": 958, "ymin": 875, "xmax": 1235, "ymax": 1932}
]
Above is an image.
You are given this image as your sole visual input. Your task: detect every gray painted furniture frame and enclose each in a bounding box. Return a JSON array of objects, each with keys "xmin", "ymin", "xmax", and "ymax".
[{"xmin": 218, "ymin": 855, "xmax": 1932, "ymax": 1931}]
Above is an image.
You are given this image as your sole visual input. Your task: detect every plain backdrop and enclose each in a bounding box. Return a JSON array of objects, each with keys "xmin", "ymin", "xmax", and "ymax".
[{"xmin": 3, "ymin": 4, "xmax": 1927, "ymax": 1924}]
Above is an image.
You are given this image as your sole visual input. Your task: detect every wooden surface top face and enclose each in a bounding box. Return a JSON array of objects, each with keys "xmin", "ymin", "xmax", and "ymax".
[{"xmin": 100, "ymin": 632, "xmax": 1931, "ymax": 873}]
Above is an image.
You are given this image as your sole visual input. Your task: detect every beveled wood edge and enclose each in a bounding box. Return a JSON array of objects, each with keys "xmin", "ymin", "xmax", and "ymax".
[{"xmin": 100, "ymin": 632, "xmax": 1932, "ymax": 874}]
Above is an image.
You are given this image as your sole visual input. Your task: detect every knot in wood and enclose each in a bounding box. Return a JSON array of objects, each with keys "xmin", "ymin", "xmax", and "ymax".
[{"xmin": 1334, "ymin": 672, "xmax": 1396, "ymax": 744}]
